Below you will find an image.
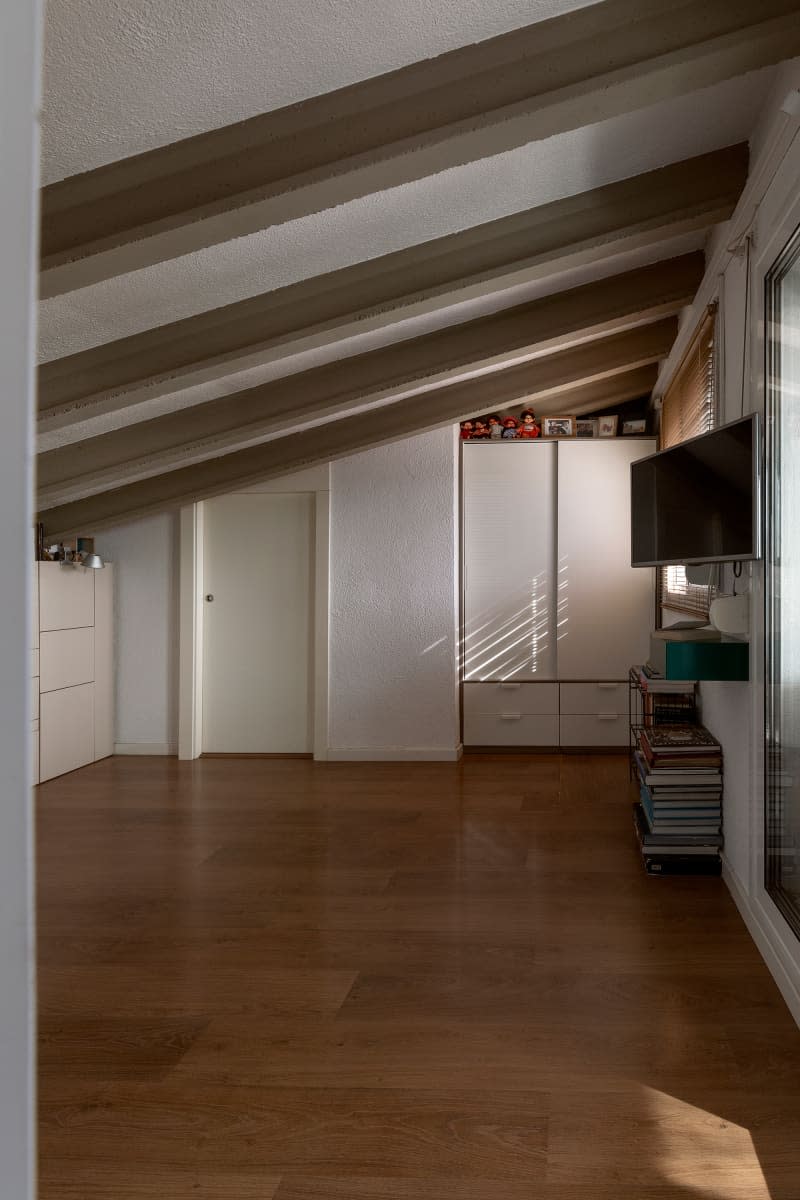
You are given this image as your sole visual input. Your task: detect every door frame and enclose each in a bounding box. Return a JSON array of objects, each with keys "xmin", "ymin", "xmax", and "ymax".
[{"xmin": 178, "ymin": 473, "xmax": 330, "ymax": 760}]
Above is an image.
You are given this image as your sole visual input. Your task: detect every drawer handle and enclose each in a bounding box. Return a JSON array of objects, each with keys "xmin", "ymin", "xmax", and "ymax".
[
  {"xmin": 596, "ymin": 683, "xmax": 619, "ymax": 690},
  {"xmin": 596, "ymin": 713, "xmax": 618, "ymax": 721},
  {"xmin": 500, "ymin": 712, "xmax": 522, "ymax": 721},
  {"xmin": 499, "ymin": 682, "xmax": 521, "ymax": 690}
]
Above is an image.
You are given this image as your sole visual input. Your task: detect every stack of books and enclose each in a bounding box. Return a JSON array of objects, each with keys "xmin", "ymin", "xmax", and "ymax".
[
  {"xmin": 633, "ymin": 723, "xmax": 723, "ymax": 875},
  {"xmin": 635, "ymin": 664, "xmax": 697, "ymax": 721}
]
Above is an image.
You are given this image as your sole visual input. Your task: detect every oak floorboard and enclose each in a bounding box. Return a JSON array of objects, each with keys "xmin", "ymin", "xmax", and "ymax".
[{"xmin": 37, "ymin": 753, "xmax": 800, "ymax": 1198}]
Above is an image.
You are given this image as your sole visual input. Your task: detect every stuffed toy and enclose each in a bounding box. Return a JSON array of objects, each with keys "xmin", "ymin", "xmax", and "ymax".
[{"xmin": 516, "ymin": 408, "xmax": 541, "ymax": 439}]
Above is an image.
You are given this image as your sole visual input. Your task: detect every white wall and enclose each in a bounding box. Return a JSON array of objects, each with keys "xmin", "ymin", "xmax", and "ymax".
[
  {"xmin": 329, "ymin": 428, "xmax": 460, "ymax": 759},
  {"xmin": 656, "ymin": 65, "xmax": 800, "ymax": 1026},
  {"xmin": 0, "ymin": 2, "xmax": 41, "ymax": 1196},
  {"xmin": 98, "ymin": 512, "xmax": 180, "ymax": 754}
]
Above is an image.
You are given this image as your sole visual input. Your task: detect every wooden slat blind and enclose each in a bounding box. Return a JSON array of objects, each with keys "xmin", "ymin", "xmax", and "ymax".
[
  {"xmin": 660, "ymin": 308, "xmax": 716, "ymax": 450},
  {"xmin": 658, "ymin": 306, "xmax": 717, "ymax": 617}
]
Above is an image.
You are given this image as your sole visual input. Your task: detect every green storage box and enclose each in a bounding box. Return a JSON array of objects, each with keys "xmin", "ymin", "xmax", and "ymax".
[{"xmin": 664, "ymin": 639, "xmax": 749, "ymax": 681}]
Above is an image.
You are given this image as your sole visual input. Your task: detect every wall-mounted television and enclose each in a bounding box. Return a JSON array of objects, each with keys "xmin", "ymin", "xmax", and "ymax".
[{"xmin": 630, "ymin": 414, "xmax": 761, "ymax": 567}]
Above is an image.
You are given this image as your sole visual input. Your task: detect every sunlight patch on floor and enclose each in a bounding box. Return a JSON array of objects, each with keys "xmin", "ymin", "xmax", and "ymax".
[{"xmin": 642, "ymin": 1085, "xmax": 771, "ymax": 1199}]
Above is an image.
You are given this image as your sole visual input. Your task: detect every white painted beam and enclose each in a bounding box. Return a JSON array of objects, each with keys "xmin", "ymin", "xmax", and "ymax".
[
  {"xmin": 39, "ymin": 320, "xmax": 675, "ymax": 535},
  {"xmin": 37, "ymin": 256, "xmax": 700, "ymax": 506},
  {"xmin": 39, "ymin": 0, "xmax": 799, "ymax": 295},
  {"xmin": 38, "ymin": 145, "xmax": 746, "ymax": 425}
]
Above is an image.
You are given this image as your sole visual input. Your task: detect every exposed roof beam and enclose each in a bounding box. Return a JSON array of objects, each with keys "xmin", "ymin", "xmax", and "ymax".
[
  {"xmin": 38, "ymin": 321, "xmax": 674, "ymax": 530},
  {"xmin": 37, "ymin": 257, "xmax": 699, "ymax": 501},
  {"xmin": 38, "ymin": 144, "xmax": 746, "ymax": 424},
  {"xmin": 39, "ymin": 0, "xmax": 798, "ymax": 295}
]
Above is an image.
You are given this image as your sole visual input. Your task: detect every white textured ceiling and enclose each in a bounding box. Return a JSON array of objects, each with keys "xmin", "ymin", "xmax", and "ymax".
[
  {"xmin": 41, "ymin": 0, "xmax": 601, "ymax": 183},
  {"xmin": 38, "ymin": 67, "xmax": 775, "ymax": 363}
]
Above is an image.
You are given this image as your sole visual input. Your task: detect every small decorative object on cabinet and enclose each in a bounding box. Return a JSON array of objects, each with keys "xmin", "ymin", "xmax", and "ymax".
[
  {"xmin": 597, "ymin": 414, "xmax": 619, "ymax": 437},
  {"xmin": 516, "ymin": 408, "xmax": 541, "ymax": 438},
  {"xmin": 541, "ymin": 415, "xmax": 575, "ymax": 438},
  {"xmin": 576, "ymin": 419, "xmax": 597, "ymax": 438}
]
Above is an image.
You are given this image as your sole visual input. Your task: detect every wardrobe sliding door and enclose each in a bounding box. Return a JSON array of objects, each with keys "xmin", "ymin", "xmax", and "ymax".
[
  {"xmin": 557, "ymin": 439, "xmax": 655, "ymax": 680},
  {"xmin": 462, "ymin": 442, "xmax": 556, "ymax": 682}
]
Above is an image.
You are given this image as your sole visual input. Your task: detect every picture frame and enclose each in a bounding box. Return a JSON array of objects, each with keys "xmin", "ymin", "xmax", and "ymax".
[
  {"xmin": 621, "ymin": 418, "xmax": 647, "ymax": 435},
  {"xmin": 541, "ymin": 415, "xmax": 576, "ymax": 439},
  {"xmin": 575, "ymin": 418, "xmax": 597, "ymax": 439},
  {"xmin": 597, "ymin": 414, "xmax": 619, "ymax": 438}
]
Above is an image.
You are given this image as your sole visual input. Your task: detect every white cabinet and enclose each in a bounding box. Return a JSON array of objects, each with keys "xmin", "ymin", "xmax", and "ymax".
[
  {"xmin": 36, "ymin": 562, "xmax": 114, "ymax": 783},
  {"xmin": 94, "ymin": 563, "xmax": 114, "ymax": 761},
  {"xmin": 40, "ymin": 684, "xmax": 95, "ymax": 782},
  {"xmin": 39, "ymin": 627, "xmax": 95, "ymax": 693},
  {"xmin": 39, "ymin": 562, "xmax": 94, "ymax": 631},
  {"xmin": 462, "ymin": 439, "xmax": 654, "ymax": 748}
]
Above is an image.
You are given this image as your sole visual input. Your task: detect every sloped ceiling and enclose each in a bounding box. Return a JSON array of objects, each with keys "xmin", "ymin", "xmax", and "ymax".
[{"xmin": 36, "ymin": 0, "xmax": 800, "ymax": 536}]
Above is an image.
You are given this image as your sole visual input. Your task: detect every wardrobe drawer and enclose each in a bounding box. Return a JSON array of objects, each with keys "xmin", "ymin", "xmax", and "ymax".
[
  {"xmin": 40, "ymin": 627, "xmax": 95, "ymax": 693},
  {"xmin": 463, "ymin": 681, "xmax": 558, "ymax": 718},
  {"xmin": 559, "ymin": 714, "xmax": 629, "ymax": 747},
  {"xmin": 39, "ymin": 683, "xmax": 94, "ymax": 783},
  {"xmin": 559, "ymin": 681, "xmax": 627, "ymax": 716},
  {"xmin": 464, "ymin": 713, "xmax": 559, "ymax": 747}
]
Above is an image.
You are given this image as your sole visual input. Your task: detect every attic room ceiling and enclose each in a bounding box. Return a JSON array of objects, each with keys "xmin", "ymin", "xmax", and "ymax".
[{"xmin": 36, "ymin": 0, "xmax": 800, "ymax": 537}]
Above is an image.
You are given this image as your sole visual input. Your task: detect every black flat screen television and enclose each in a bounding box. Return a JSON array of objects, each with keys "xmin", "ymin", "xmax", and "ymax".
[{"xmin": 630, "ymin": 414, "xmax": 761, "ymax": 567}]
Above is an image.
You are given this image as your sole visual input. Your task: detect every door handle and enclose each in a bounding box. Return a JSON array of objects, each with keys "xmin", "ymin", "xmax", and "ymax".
[{"xmin": 205, "ymin": 594, "xmax": 214, "ymax": 602}]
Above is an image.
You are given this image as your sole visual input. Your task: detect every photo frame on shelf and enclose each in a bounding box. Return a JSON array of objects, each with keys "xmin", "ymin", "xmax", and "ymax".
[
  {"xmin": 575, "ymin": 418, "xmax": 597, "ymax": 439},
  {"xmin": 541, "ymin": 415, "xmax": 576, "ymax": 439},
  {"xmin": 622, "ymin": 418, "xmax": 647, "ymax": 435},
  {"xmin": 597, "ymin": 414, "xmax": 619, "ymax": 438}
]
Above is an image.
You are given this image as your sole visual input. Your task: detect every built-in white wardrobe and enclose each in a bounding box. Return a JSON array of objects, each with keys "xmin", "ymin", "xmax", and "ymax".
[
  {"xmin": 462, "ymin": 439, "xmax": 655, "ymax": 747},
  {"xmin": 34, "ymin": 562, "xmax": 114, "ymax": 783}
]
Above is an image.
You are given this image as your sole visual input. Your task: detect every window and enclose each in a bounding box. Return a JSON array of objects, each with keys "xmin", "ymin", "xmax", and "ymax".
[
  {"xmin": 765, "ymin": 221, "xmax": 800, "ymax": 938},
  {"xmin": 658, "ymin": 306, "xmax": 717, "ymax": 617}
]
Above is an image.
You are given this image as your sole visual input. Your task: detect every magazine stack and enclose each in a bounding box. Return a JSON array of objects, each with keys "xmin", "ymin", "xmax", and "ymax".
[{"xmin": 633, "ymin": 724, "xmax": 723, "ymax": 875}]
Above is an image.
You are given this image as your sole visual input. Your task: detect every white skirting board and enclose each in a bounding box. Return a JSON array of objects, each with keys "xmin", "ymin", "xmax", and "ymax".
[
  {"xmin": 722, "ymin": 855, "xmax": 800, "ymax": 1030},
  {"xmin": 114, "ymin": 742, "xmax": 178, "ymax": 756},
  {"xmin": 326, "ymin": 745, "xmax": 463, "ymax": 762}
]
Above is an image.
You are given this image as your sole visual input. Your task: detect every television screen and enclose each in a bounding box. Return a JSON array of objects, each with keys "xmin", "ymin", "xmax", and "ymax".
[{"xmin": 631, "ymin": 414, "xmax": 760, "ymax": 567}]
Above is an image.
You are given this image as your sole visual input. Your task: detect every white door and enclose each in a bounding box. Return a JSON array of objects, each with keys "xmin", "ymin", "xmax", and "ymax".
[{"xmin": 202, "ymin": 493, "xmax": 314, "ymax": 753}]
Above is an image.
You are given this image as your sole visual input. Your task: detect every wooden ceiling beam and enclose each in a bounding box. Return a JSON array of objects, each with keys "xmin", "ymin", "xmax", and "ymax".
[
  {"xmin": 38, "ymin": 144, "xmax": 747, "ymax": 426},
  {"xmin": 37, "ymin": 257, "xmax": 700, "ymax": 503},
  {"xmin": 39, "ymin": 0, "xmax": 798, "ymax": 295},
  {"xmin": 38, "ymin": 322, "xmax": 675, "ymax": 531}
]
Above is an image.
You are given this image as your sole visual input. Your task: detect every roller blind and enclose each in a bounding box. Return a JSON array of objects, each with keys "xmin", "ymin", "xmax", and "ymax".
[{"xmin": 658, "ymin": 307, "xmax": 717, "ymax": 617}]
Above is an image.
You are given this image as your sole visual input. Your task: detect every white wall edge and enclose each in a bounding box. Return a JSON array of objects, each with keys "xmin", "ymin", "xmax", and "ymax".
[
  {"xmin": 327, "ymin": 745, "xmax": 463, "ymax": 762},
  {"xmin": 313, "ymin": 484, "xmax": 331, "ymax": 762},
  {"xmin": 114, "ymin": 742, "xmax": 178, "ymax": 756},
  {"xmin": 654, "ymin": 73, "xmax": 800, "ymax": 399},
  {"xmin": 178, "ymin": 503, "xmax": 204, "ymax": 760},
  {"xmin": 722, "ymin": 855, "xmax": 800, "ymax": 1031}
]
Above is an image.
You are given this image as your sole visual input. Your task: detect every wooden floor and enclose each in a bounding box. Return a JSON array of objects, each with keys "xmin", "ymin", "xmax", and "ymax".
[{"xmin": 37, "ymin": 754, "xmax": 800, "ymax": 1199}]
